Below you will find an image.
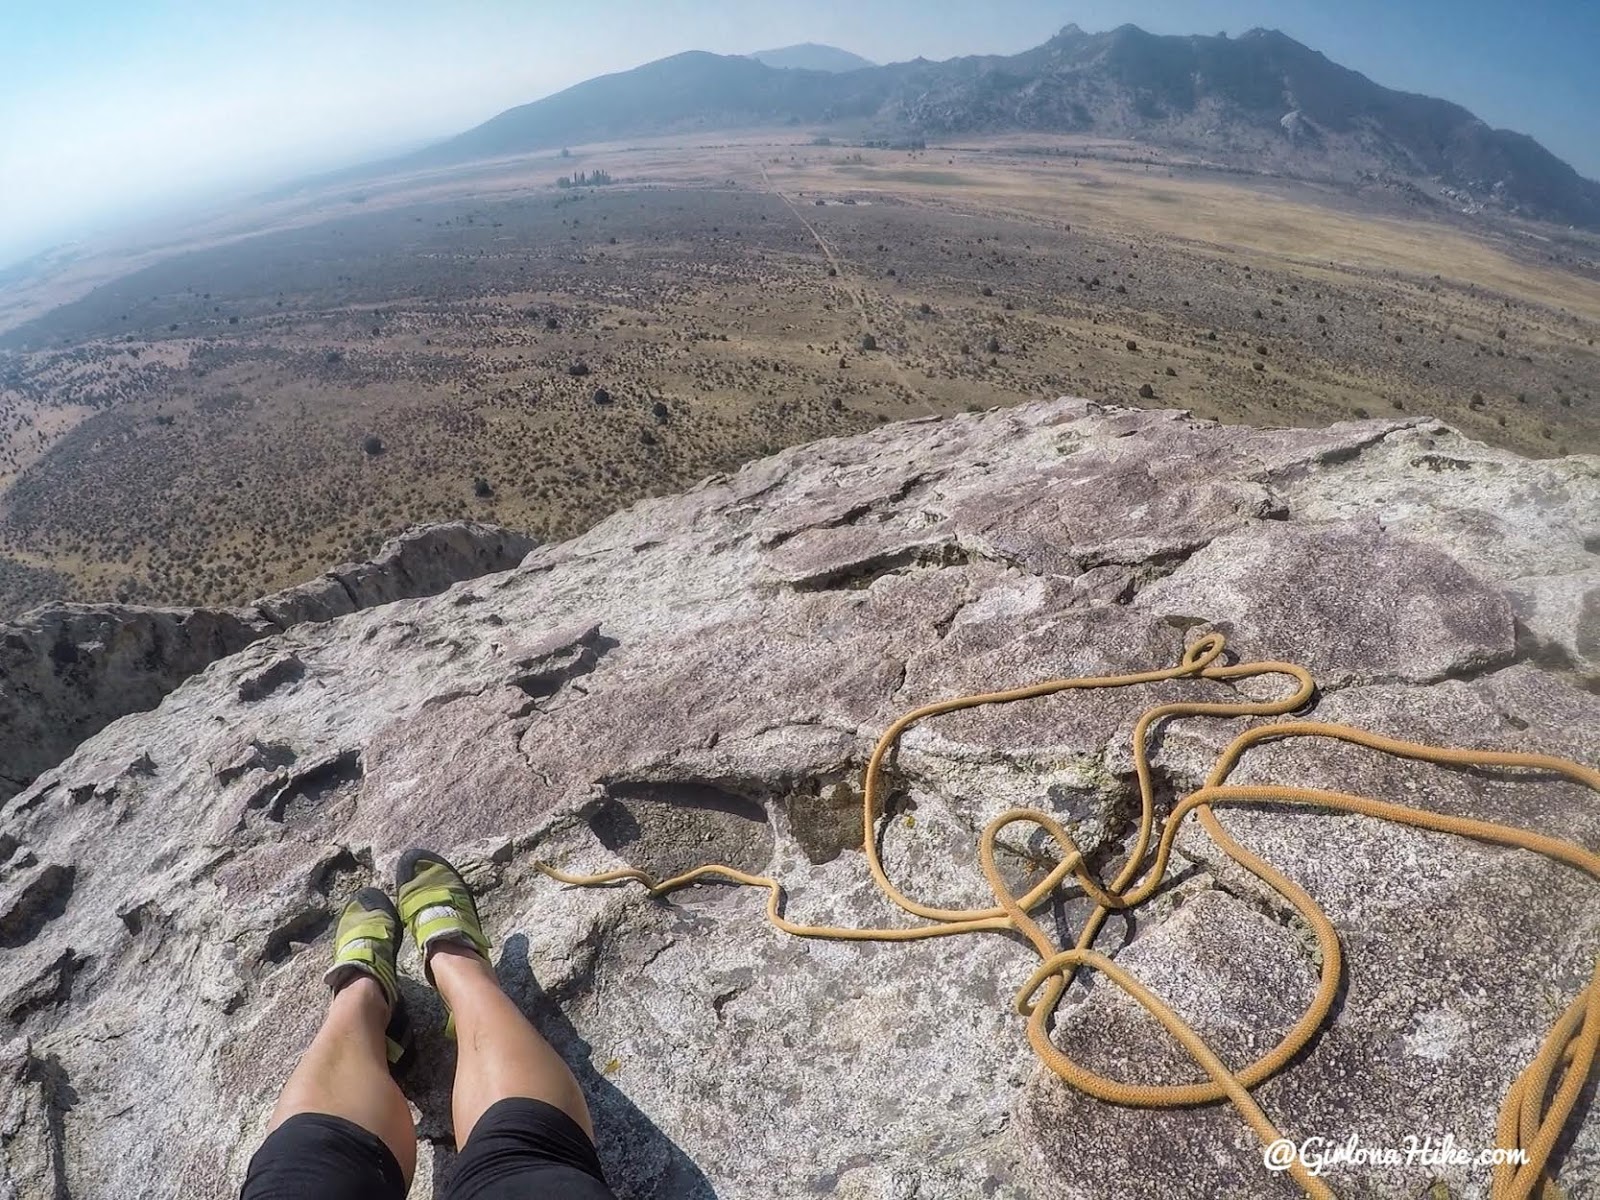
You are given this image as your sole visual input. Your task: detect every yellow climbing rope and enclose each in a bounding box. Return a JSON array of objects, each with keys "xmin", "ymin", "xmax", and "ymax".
[{"xmin": 534, "ymin": 633, "xmax": 1599, "ymax": 1200}]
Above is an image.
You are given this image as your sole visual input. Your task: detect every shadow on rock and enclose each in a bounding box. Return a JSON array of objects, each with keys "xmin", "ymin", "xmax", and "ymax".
[
  {"xmin": 402, "ymin": 933, "xmax": 717, "ymax": 1200},
  {"xmin": 27, "ymin": 1051, "xmax": 79, "ymax": 1200}
]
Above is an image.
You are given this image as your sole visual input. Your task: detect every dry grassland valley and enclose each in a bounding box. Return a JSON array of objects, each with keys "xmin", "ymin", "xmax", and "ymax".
[{"xmin": 2, "ymin": 131, "xmax": 1598, "ymax": 617}]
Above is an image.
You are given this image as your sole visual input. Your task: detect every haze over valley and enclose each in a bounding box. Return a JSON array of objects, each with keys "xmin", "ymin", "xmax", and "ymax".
[{"xmin": 2, "ymin": 20, "xmax": 1598, "ymax": 618}]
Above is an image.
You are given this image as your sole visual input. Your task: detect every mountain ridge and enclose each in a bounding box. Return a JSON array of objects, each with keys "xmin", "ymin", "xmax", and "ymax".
[
  {"xmin": 749, "ymin": 42, "xmax": 876, "ymax": 73},
  {"xmin": 395, "ymin": 24, "xmax": 1600, "ymax": 229}
]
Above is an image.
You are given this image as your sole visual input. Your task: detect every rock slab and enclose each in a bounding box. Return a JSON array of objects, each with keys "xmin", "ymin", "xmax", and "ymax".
[
  {"xmin": 0, "ymin": 521, "xmax": 537, "ymax": 803},
  {"xmin": 0, "ymin": 401, "xmax": 1596, "ymax": 1200}
]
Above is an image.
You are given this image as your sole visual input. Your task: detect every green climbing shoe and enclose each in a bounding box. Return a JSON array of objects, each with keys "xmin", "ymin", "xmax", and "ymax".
[
  {"xmin": 395, "ymin": 849, "xmax": 491, "ymax": 984},
  {"xmin": 323, "ymin": 887, "xmax": 414, "ymax": 1072}
]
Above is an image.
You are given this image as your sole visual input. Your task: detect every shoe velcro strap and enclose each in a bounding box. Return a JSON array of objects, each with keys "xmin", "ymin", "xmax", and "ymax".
[
  {"xmin": 414, "ymin": 915, "xmax": 489, "ymax": 954},
  {"xmin": 329, "ymin": 943, "xmax": 399, "ymax": 1005},
  {"xmin": 334, "ymin": 940, "xmax": 392, "ymax": 974},
  {"xmin": 399, "ymin": 884, "xmax": 469, "ymax": 921},
  {"xmin": 338, "ymin": 913, "xmax": 397, "ymax": 945}
]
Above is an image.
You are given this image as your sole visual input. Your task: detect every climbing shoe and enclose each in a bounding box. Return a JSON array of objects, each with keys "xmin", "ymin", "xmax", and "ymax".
[
  {"xmin": 323, "ymin": 887, "xmax": 415, "ymax": 1073},
  {"xmin": 396, "ymin": 849, "xmax": 492, "ymax": 984}
]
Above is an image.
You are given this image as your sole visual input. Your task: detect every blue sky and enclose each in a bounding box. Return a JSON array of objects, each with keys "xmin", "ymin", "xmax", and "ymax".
[{"xmin": 1, "ymin": 1, "xmax": 1596, "ymax": 265}]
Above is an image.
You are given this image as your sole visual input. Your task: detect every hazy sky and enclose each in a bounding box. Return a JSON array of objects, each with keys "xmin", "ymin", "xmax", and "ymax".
[{"xmin": 2, "ymin": 0, "xmax": 1596, "ymax": 266}]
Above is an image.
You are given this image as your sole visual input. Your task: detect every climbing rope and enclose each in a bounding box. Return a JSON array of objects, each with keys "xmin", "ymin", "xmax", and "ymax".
[{"xmin": 534, "ymin": 633, "xmax": 1600, "ymax": 1200}]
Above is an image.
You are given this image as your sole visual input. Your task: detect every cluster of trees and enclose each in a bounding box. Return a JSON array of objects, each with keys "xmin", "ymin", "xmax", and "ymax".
[{"xmin": 556, "ymin": 169, "xmax": 614, "ymax": 188}]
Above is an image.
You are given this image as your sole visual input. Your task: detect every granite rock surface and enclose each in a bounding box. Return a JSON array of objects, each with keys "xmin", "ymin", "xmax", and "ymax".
[
  {"xmin": 0, "ymin": 521, "xmax": 537, "ymax": 805},
  {"xmin": 1, "ymin": 400, "xmax": 1596, "ymax": 1200}
]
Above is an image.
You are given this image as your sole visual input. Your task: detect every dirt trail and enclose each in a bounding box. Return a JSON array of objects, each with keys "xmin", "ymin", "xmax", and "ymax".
[{"xmin": 759, "ymin": 162, "xmax": 924, "ymax": 403}]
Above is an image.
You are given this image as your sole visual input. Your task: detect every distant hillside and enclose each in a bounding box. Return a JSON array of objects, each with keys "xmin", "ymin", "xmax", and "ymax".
[
  {"xmin": 402, "ymin": 51, "xmax": 885, "ymax": 167},
  {"xmin": 398, "ymin": 25, "xmax": 1600, "ymax": 229},
  {"xmin": 750, "ymin": 43, "xmax": 876, "ymax": 72}
]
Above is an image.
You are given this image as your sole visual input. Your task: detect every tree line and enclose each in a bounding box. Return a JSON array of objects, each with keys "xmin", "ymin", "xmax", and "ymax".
[{"xmin": 557, "ymin": 169, "xmax": 614, "ymax": 188}]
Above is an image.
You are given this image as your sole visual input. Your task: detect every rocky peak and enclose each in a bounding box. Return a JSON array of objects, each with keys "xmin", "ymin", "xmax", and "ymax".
[{"xmin": 1, "ymin": 400, "xmax": 1596, "ymax": 1198}]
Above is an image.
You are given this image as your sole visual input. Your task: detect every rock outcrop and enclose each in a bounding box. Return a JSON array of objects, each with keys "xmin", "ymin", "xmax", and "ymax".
[
  {"xmin": 249, "ymin": 521, "xmax": 539, "ymax": 629},
  {"xmin": 1, "ymin": 401, "xmax": 1596, "ymax": 1200},
  {"xmin": 0, "ymin": 522, "xmax": 536, "ymax": 804}
]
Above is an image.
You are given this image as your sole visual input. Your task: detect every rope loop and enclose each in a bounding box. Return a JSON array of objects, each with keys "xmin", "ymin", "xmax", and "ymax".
[{"xmin": 535, "ymin": 633, "xmax": 1599, "ymax": 1200}]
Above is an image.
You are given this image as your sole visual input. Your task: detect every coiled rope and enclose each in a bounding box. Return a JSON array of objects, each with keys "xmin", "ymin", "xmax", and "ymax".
[{"xmin": 535, "ymin": 633, "xmax": 1599, "ymax": 1199}]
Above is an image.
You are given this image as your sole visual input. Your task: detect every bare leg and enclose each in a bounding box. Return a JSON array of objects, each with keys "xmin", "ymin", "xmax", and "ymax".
[
  {"xmin": 430, "ymin": 942, "xmax": 595, "ymax": 1144},
  {"xmin": 267, "ymin": 976, "xmax": 417, "ymax": 1182}
]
